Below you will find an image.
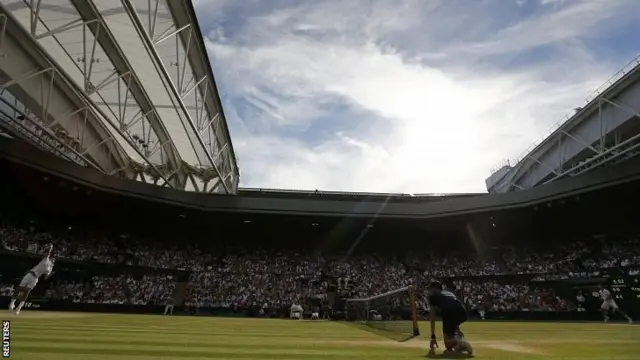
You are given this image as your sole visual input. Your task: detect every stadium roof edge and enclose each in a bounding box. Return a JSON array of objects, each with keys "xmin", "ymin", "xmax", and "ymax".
[
  {"xmin": 1, "ymin": 137, "xmax": 640, "ymax": 219},
  {"xmin": 506, "ymin": 58, "xmax": 640, "ymax": 179},
  {"xmin": 239, "ymin": 187, "xmax": 484, "ymax": 198},
  {"xmin": 183, "ymin": 0, "xmax": 240, "ymax": 180}
]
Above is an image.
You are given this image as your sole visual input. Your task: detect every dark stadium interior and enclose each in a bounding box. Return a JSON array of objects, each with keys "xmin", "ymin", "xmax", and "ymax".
[
  {"xmin": 1, "ymin": 145, "xmax": 639, "ymax": 253},
  {"xmin": 2, "ymin": 134, "xmax": 640, "ymax": 337}
]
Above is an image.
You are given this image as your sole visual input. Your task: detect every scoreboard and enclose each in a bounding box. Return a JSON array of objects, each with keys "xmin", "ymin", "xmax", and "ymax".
[{"xmin": 609, "ymin": 275, "xmax": 640, "ymax": 307}]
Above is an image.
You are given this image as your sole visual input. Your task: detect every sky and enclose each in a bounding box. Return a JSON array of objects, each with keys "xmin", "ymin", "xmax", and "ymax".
[{"xmin": 193, "ymin": 0, "xmax": 640, "ymax": 194}]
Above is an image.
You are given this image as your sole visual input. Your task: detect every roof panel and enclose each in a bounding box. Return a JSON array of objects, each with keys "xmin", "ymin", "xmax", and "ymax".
[
  {"xmin": 2, "ymin": 0, "xmax": 239, "ymax": 192},
  {"xmin": 7, "ymin": 2, "xmax": 144, "ymax": 163},
  {"xmin": 95, "ymin": 5, "xmax": 200, "ymax": 166},
  {"xmin": 162, "ymin": 0, "xmax": 239, "ymax": 191}
]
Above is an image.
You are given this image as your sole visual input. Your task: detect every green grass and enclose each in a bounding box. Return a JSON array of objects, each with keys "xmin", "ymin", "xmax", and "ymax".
[{"xmin": 1, "ymin": 311, "xmax": 638, "ymax": 359}]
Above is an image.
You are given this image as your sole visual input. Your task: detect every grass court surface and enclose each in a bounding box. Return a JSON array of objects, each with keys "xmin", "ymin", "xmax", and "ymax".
[{"xmin": 1, "ymin": 311, "xmax": 638, "ymax": 359}]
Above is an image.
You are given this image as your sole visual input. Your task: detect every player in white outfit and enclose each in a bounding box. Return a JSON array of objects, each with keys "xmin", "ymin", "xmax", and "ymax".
[
  {"xmin": 290, "ymin": 303, "xmax": 303, "ymax": 319},
  {"xmin": 9, "ymin": 244, "xmax": 55, "ymax": 315},
  {"xmin": 599, "ymin": 285, "xmax": 632, "ymax": 324}
]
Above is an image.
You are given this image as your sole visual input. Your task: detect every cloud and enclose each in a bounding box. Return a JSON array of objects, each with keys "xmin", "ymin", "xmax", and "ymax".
[
  {"xmin": 195, "ymin": 0, "xmax": 640, "ymax": 193},
  {"xmin": 458, "ymin": 0, "xmax": 637, "ymax": 56}
]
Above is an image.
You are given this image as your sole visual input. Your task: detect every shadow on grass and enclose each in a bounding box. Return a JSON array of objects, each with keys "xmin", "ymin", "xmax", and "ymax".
[
  {"xmin": 340, "ymin": 321, "xmax": 416, "ymax": 342},
  {"xmin": 425, "ymin": 349, "xmax": 474, "ymax": 359}
]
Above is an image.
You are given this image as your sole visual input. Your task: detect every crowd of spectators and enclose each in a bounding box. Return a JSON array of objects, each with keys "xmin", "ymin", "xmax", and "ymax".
[
  {"xmin": 0, "ymin": 273, "xmax": 175, "ymax": 306},
  {"xmin": 451, "ymin": 280, "xmax": 575, "ymax": 312},
  {"xmin": 1, "ymin": 216, "xmax": 639, "ymax": 312}
]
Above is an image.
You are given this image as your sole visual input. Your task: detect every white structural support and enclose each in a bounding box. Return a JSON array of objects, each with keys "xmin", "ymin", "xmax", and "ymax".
[
  {"xmin": 0, "ymin": 9, "xmax": 130, "ymax": 177},
  {"xmin": 69, "ymin": 0, "xmax": 186, "ymax": 188},
  {"xmin": 0, "ymin": 0, "xmax": 240, "ymax": 193},
  {"xmin": 486, "ymin": 56, "xmax": 640, "ymax": 193},
  {"xmin": 121, "ymin": 0, "xmax": 239, "ymax": 194}
]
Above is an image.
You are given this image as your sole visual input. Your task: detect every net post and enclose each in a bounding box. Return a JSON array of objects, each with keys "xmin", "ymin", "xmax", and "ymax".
[{"xmin": 409, "ymin": 285, "xmax": 420, "ymax": 337}]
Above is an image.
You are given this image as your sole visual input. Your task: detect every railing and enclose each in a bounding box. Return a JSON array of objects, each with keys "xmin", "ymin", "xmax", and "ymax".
[
  {"xmin": 0, "ymin": 112, "xmax": 88, "ymax": 167},
  {"xmin": 489, "ymin": 54, "xmax": 640, "ymax": 176},
  {"xmin": 584, "ymin": 55, "xmax": 640, "ymax": 104}
]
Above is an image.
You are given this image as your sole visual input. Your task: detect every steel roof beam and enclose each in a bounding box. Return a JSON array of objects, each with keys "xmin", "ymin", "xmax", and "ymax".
[
  {"xmin": 121, "ymin": 0, "xmax": 235, "ymax": 194},
  {"xmin": 167, "ymin": 0, "xmax": 240, "ymax": 193},
  {"xmin": 0, "ymin": 8, "xmax": 129, "ymax": 176},
  {"xmin": 0, "ymin": 2, "xmax": 178, "ymax": 187},
  {"xmin": 68, "ymin": 0, "xmax": 186, "ymax": 189},
  {"xmin": 5, "ymin": 1, "xmax": 180, "ymax": 187}
]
